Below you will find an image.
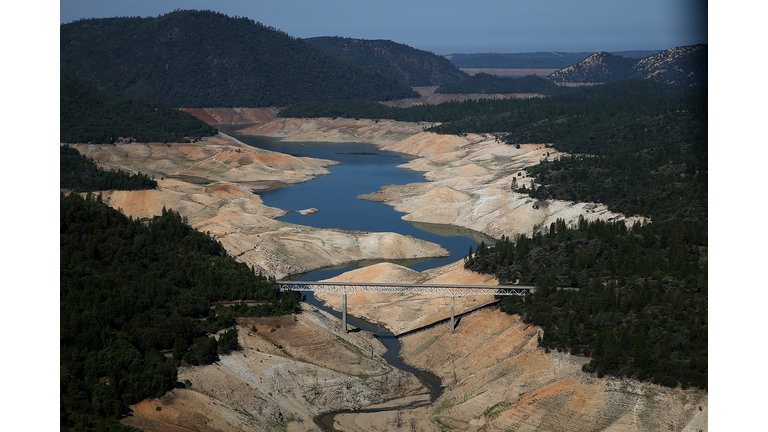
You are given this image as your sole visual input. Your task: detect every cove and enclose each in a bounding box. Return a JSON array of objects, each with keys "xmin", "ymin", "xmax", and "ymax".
[{"xmin": 218, "ymin": 126, "xmax": 496, "ymax": 280}]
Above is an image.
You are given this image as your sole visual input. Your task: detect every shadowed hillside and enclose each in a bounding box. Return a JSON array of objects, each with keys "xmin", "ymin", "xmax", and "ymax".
[
  {"xmin": 60, "ymin": 10, "xmax": 418, "ymax": 107},
  {"xmin": 306, "ymin": 36, "xmax": 469, "ymax": 87}
]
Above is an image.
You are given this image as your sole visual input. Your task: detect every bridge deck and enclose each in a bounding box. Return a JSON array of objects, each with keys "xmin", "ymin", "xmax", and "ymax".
[{"xmin": 276, "ymin": 281, "xmax": 534, "ymax": 297}]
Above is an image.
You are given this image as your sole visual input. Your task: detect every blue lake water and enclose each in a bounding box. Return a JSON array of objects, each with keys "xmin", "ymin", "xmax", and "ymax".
[{"xmin": 218, "ymin": 127, "xmax": 496, "ymax": 281}]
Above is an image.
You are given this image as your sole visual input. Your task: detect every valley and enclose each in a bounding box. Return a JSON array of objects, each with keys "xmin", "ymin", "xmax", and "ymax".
[
  {"xmin": 72, "ymin": 115, "xmax": 708, "ymax": 432},
  {"xmin": 58, "ymin": 10, "xmax": 708, "ymax": 432}
]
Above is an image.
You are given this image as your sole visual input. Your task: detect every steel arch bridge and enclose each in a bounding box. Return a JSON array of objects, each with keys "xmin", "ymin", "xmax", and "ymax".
[{"xmin": 277, "ymin": 281, "xmax": 534, "ymax": 332}]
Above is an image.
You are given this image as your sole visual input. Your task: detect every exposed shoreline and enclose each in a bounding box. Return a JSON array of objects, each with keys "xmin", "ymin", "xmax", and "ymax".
[{"xmin": 70, "ymin": 116, "xmax": 705, "ymax": 431}]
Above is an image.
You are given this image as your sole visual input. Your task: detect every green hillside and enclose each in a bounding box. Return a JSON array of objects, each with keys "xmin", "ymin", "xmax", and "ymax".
[
  {"xmin": 306, "ymin": 36, "xmax": 468, "ymax": 87},
  {"xmin": 61, "ymin": 192, "xmax": 300, "ymax": 431},
  {"xmin": 60, "ymin": 10, "xmax": 418, "ymax": 107},
  {"xmin": 60, "ymin": 73, "xmax": 218, "ymax": 144},
  {"xmin": 60, "ymin": 145, "xmax": 158, "ymax": 192}
]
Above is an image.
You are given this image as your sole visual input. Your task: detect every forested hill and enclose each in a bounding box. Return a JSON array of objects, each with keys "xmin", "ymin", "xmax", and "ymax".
[
  {"xmin": 60, "ymin": 10, "xmax": 418, "ymax": 107},
  {"xmin": 61, "ymin": 192, "xmax": 301, "ymax": 431},
  {"xmin": 305, "ymin": 36, "xmax": 469, "ymax": 87},
  {"xmin": 549, "ymin": 45, "xmax": 707, "ymax": 86},
  {"xmin": 435, "ymin": 73, "xmax": 565, "ymax": 95},
  {"xmin": 61, "ymin": 73, "xmax": 218, "ymax": 144}
]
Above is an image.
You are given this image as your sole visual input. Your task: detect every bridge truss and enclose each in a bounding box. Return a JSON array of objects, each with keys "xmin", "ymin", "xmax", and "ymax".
[{"xmin": 276, "ymin": 281, "xmax": 534, "ymax": 332}]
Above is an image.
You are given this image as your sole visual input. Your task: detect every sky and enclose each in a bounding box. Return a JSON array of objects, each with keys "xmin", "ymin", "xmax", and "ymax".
[{"xmin": 59, "ymin": 0, "xmax": 708, "ymax": 54}]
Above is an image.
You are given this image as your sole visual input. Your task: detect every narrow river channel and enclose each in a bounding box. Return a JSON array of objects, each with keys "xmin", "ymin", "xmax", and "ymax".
[{"xmin": 218, "ymin": 126, "xmax": 494, "ymax": 430}]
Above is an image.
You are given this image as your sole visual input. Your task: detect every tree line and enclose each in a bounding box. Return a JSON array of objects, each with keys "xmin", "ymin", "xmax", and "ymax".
[
  {"xmin": 458, "ymin": 80, "xmax": 706, "ymax": 389},
  {"xmin": 465, "ymin": 216, "xmax": 706, "ymax": 389},
  {"xmin": 435, "ymin": 73, "xmax": 566, "ymax": 95},
  {"xmin": 60, "ymin": 145, "xmax": 158, "ymax": 191},
  {"xmin": 276, "ymin": 79, "xmax": 708, "ymax": 389},
  {"xmin": 60, "ymin": 73, "xmax": 219, "ymax": 144},
  {"xmin": 60, "ymin": 10, "xmax": 418, "ymax": 108},
  {"xmin": 61, "ymin": 193, "xmax": 300, "ymax": 431}
]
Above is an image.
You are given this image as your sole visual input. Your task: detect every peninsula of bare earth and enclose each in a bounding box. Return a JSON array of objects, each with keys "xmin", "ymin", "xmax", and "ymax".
[{"xmin": 61, "ymin": 9, "xmax": 707, "ymax": 432}]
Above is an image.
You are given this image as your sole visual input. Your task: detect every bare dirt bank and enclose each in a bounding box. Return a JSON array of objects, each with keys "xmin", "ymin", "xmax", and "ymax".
[
  {"xmin": 314, "ymin": 260, "xmax": 500, "ymax": 336},
  {"xmin": 71, "ymin": 134, "xmax": 449, "ymax": 279},
  {"xmin": 371, "ymin": 132, "xmax": 647, "ymax": 240},
  {"xmin": 89, "ymin": 118, "xmax": 702, "ymax": 431},
  {"xmin": 237, "ymin": 116, "xmax": 432, "ymax": 146},
  {"xmin": 332, "ymin": 307, "xmax": 707, "ymax": 432},
  {"xmin": 235, "ymin": 117, "xmax": 645, "ymax": 241},
  {"xmin": 123, "ymin": 308, "xmax": 427, "ymax": 432},
  {"xmin": 459, "ymin": 68, "xmax": 559, "ymax": 77}
]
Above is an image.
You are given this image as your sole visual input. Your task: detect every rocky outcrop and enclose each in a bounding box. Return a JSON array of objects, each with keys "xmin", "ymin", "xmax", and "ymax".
[
  {"xmin": 632, "ymin": 44, "xmax": 707, "ymax": 86},
  {"xmin": 549, "ymin": 44, "xmax": 707, "ymax": 86}
]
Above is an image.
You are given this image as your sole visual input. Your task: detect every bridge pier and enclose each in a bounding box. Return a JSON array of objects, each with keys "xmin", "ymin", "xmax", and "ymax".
[
  {"xmin": 342, "ymin": 292, "xmax": 347, "ymax": 333},
  {"xmin": 450, "ymin": 295, "xmax": 455, "ymax": 331},
  {"xmin": 275, "ymin": 281, "xmax": 535, "ymax": 335}
]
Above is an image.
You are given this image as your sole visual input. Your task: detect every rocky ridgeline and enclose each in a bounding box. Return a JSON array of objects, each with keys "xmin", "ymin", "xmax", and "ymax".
[{"xmin": 549, "ymin": 44, "xmax": 707, "ymax": 86}]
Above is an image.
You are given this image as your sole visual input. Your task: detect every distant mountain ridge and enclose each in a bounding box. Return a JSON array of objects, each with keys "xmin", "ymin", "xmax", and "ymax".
[
  {"xmin": 549, "ymin": 45, "xmax": 707, "ymax": 86},
  {"xmin": 446, "ymin": 50, "xmax": 661, "ymax": 69},
  {"xmin": 60, "ymin": 10, "xmax": 418, "ymax": 107},
  {"xmin": 305, "ymin": 36, "xmax": 468, "ymax": 87}
]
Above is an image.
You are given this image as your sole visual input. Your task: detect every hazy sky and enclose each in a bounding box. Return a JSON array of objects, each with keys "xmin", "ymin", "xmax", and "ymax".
[{"xmin": 59, "ymin": 0, "xmax": 707, "ymax": 55}]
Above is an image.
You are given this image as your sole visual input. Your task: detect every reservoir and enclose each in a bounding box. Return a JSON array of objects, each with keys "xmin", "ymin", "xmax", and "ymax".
[
  {"xmin": 217, "ymin": 127, "xmax": 493, "ymax": 430},
  {"xmin": 219, "ymin": 127, "xmax": 496, "ymax": 281}
]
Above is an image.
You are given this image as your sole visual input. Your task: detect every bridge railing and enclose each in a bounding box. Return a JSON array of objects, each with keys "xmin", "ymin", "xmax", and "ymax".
[{"xmin": 276, "ymin": 281, "xmax": 534, "ymax": 297}]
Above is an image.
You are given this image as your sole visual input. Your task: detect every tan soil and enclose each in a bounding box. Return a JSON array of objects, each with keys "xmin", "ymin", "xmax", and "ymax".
[
  {"xmin": 237, "ymin": 117, "xmax": 432, "ymax": 146},
  {"xmin": 72, "ymin": 133, "xmax": 336, "ymax": 189},
  {"xmin": 90, "ymin": 118, "xmax": 704, "ymax": 431},
  {"xmin": 123, "ymin": 308, "xmax": 426, "ymax": 432},
  {"xmin": 70, "ymin": 134, "xmax": 449, "ymax": 279},
  {"xmin": 314, "ymin": 260, "xmax": 500, "ymax": 336},
  {"xmin": 232, "ymin": 117, "xmax": 645, "ymax": 240},
  {"xmin": 332, "ymin": 308, "xmax": 708, "ymax": 432}
]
